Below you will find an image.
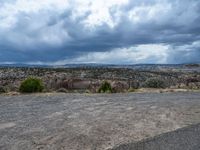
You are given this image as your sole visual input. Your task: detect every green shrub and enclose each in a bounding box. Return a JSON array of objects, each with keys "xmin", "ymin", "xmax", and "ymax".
[
  {"xmin": 98, "ymin": 81, "xmax": 112, "ymax": 93},
  {"xmin": 0, "ymin": 86, "xmax": 6, "ymax": 93},
  {"xmin": 19, "ymin": 77, "xmax": 44, "ymax": 93},
  {"xmin": 144, "ymin": 78, "xmax": 166, "ymax": 88}
]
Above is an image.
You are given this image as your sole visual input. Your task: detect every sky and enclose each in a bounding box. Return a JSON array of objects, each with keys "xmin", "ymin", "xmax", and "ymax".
[{"xmin": 0, "ymin": 0, "xmax": 200, "ymax": 65}]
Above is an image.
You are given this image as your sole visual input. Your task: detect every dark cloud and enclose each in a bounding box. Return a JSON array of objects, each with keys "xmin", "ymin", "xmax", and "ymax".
[{"xmin": 0, "ymin": 0, "xmax": 199, "ymax": 64}]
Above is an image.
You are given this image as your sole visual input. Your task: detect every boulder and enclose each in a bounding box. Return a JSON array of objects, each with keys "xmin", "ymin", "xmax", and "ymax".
[
  {"xmin": 129, "ymin": 81, "xmax": 140, "ymax": 89},
  {"xmin": 61, "ymin": 79, "xmax": 91, "ymax": 90},
  {"xmin": 111, "ymin": 81, "xmax": 129, "ymax": 93},
  {"xmin": 188, "ymin": 82, "xmax": 200, "ymax": 89},
  {"xmin": 89, "ymin": 80, "xmax": 101, "ymax": 93},
  {"xmin": 72, "ymin": 79, "xmax": 91, "ymax": 89}
]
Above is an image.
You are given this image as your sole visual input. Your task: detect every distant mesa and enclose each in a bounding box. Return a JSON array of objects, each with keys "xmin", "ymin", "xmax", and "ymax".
[{"xmin": 185, "ymin": 64, "xmax": 200, "ymax": 67}]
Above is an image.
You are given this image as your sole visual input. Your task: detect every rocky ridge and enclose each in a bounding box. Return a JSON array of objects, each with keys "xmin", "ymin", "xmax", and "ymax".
[{"xmin": 0, "ymin": 66, "xmax": 200, "ymax": 93}]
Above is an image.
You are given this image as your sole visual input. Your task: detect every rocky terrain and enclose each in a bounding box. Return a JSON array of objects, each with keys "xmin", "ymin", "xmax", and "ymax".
[
  {"xmin": 0, "ymin": 92, "xmax": 200, "ymax": 150},
  {"xmin": 0, "ymin": 64, "xmax": 200, "ymax": 93}
]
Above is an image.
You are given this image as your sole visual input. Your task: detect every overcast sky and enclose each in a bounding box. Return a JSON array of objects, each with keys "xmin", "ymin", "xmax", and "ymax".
[{"xmin": 0, "ymin": 0, "xmax": 200, "ymax": 65}]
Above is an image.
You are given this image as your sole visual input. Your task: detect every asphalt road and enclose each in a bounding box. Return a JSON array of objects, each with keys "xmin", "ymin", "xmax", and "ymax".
[
  {"xmin": 0, "ymin": 92, "xmax": 200, "ymax": 150},
  {"xmin": 111, "ymin": 123, "xmax": 200, "ymax": 150}
]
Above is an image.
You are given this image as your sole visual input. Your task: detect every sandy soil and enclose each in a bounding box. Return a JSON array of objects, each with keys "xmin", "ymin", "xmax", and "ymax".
[{"xmin": 0, "ymin": 92, "xmax": 200, "ymax": 150}]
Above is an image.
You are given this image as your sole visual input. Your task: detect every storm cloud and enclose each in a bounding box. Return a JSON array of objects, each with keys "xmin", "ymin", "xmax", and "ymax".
[{"xmin": 0, "ymin": 0, "xmax": 200, "ymax": 64}]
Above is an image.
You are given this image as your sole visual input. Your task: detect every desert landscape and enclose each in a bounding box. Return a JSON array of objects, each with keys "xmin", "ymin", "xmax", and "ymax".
[
  {"xmin": 0, "ymin": 65, "xmax": 200, "ymax": 150},
  {"xmin": 0, "ymin": 64, "xmax": 200, "ymax": 94},
  {"xmin": 0, "ymin": 0, "xmax": 200, "ymax": 149}
]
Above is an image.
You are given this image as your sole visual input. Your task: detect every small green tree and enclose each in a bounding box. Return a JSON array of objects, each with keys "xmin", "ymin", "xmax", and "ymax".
[
  {"xmin": 98, "ymin": 81, "xmax": 112, "ymax": 93},
  {"xmin": 19, "ymin": 77, "xmax": 44, "ymax": 93}
]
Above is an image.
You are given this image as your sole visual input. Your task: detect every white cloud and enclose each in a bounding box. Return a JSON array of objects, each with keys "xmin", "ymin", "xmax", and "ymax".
[
  {"xmin": 69, "ymin": 0, "xmax": 128, "ymax": 28},
  {"xmin": 0, "ymin": 0, "xmax": 129, "ymax": 29},
  {"xmin": 128, "ymin": 2, "xmax": 172, "ymax": 24},
  {"xmin": 0, "ymin": 0, "xmax": 69, "ymax": 29},
  {"xmin": 54, "ymin": 44, "xmax": 169, "ymax": 65},
  {"xmin": 0, "ymin": 0, "xmax": 199, "ymax": 64}
]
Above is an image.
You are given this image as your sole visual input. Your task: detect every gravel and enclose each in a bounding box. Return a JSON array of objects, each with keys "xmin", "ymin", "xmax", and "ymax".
[{"xmin": 0, "ymin": 92, "xmax": 200, "ymax": 150}]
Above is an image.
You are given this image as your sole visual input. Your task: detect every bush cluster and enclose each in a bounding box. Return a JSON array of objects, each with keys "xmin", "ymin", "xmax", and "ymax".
[
  {"xmin": 98, "ymin": 81, "xmax": 113, "ymax": 93},
  {"xmin": 144, "ymin": 78, "xmax": 166, "ymax": 88},
  {"xmin": 0, "ymin": 86, "xmax": 6, "ymax": 93},
  {"xmin": 19, "ymin": 77, "xmax": 44, "ymax": 93}
]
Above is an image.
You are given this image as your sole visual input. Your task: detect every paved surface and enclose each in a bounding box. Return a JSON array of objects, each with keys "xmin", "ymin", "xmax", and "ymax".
[
  {"xmin": 0, "ymin": 92, "xmax": 200, "ymax": 150},
  {"xmin": 111, "ymin": 123, "xmax": 200, "ymax": 150}
]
